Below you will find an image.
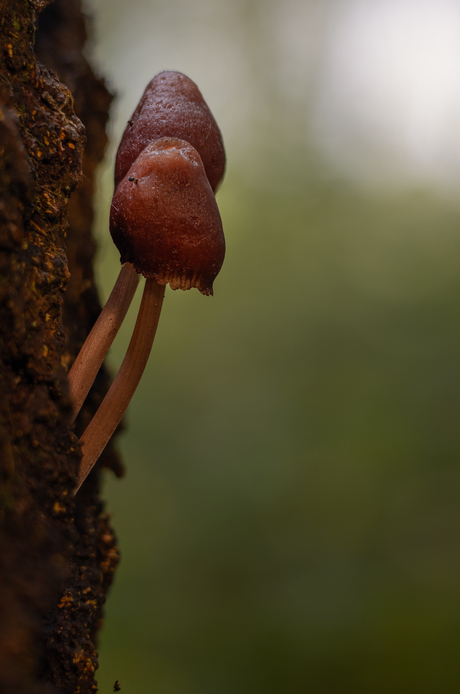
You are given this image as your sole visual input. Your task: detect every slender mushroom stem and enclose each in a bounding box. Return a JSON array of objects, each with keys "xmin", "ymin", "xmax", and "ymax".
[
  {"xmin": 74, "ymin": 277, "xmax": 165, "ymax": 494},
  {"xmin": 68, "ymin": 262, "xmax": 140, "ymax": 421}
]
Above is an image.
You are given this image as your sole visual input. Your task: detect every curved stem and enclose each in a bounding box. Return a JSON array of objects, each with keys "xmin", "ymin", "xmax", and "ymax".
[
  {"xmin": 68, "ymin": 262, "xmax": 140, "ymax": 421},
  {"xmin": 74, "ymin": 278, "xmax": 165, "ymax": 495}
]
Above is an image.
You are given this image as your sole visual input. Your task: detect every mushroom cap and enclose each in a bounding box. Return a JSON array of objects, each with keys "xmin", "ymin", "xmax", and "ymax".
[
  {"xmin": 115, "ymin": 71, "xmax": 226, "ymax": 193},
  {"xmin": 110, "ymin": 138, "xmax": 225, "ymax": 296}
]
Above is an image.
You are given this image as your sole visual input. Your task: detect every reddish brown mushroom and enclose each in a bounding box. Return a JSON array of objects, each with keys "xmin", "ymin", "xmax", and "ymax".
[
  {"xmin": 111, "ymin": 137, "xmax": 225, "ymax": 295},
  {"xmin": 115, "ymin": 70, "xmax": 226, "ymax": 192},
  {"xmin": 73, "ymin": 137, "xmax": 225, "ymax": 494},
  {"xmin": 68, "ymin": 72, "xmax": 225, "ymax": 423}
]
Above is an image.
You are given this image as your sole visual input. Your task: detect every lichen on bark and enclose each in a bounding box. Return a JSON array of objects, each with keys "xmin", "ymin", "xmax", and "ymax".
[{"xmin": 0, "ymin": 1, "xmax": 122, "ymax": 692}]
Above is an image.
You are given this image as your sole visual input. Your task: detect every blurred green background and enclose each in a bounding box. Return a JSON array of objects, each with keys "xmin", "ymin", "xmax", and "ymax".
[{"xmin": 84, "ymin": 0, "xmax": 460, "ymax": 691}]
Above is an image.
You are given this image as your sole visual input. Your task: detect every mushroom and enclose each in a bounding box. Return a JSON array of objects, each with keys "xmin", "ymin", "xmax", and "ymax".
[
  {"xmin": 115, "ymin": 70, "xmax": 226, "ymax": 193},
  {"xmin": 68, "ymin": 71, "xmax": 225, "ymax": 423},
  {"xmin": 73, "ymin": 137, "xmax": 225, "ymax": 494}
]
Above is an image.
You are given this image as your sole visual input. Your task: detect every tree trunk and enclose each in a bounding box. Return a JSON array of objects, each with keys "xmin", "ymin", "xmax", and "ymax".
[{"xmin": 0, "ymin": 1, "xmax": 122, "ymax": 691}]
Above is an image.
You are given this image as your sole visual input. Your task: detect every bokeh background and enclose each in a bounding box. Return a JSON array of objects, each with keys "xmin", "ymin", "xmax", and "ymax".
[{"xmin": 82, "ymin": 0, "xmax": 460, "ymax": 691}]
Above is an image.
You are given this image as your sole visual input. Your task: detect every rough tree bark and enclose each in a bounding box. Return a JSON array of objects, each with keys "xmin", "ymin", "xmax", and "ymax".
[{"xmin": 0, "ymin": 0, "xmax": 123, "ymax": 692}]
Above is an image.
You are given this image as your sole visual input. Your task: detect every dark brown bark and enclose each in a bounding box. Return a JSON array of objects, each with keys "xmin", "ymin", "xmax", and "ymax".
[{"xmin": 0, "ymin": 1, "xmax": 122, "ymax": 692}]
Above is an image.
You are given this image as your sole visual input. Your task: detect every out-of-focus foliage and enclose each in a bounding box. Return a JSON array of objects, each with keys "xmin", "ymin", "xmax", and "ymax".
[{"xmin": 85, "ymin": 0, "xmax": 460, "ymax": 691}]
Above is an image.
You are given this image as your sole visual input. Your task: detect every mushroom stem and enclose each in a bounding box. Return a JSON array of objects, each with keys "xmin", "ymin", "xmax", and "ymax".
[
  {"xmin": 73, "ymin": 277, "xmax": 165, "ymax": 494},
  {"xmin": 68, "ymin": 262, "xmax": 140, "ymax": 421}
]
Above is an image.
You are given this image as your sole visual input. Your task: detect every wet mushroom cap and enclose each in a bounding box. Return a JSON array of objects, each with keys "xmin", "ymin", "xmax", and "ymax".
[
  {"xmin": 115, "ymin": 71, "xmax": 226, "ymax": 193},
  {"xmin": 110, "ymin": 138, "xmax": 225, "ymax": 296}
]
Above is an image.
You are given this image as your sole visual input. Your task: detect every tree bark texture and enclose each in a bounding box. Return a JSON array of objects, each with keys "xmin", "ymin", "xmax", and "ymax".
[{"xmin": 0, "ymin": 1, "xmax": 122, "ymax": 692}]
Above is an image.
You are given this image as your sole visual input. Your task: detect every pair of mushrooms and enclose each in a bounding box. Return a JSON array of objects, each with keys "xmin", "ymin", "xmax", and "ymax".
[{"xmin": 69, "ymin": 71, "xmax": 226, "ymax": 494}]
